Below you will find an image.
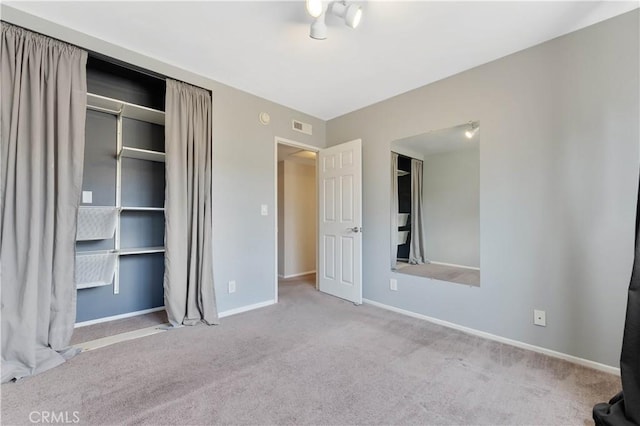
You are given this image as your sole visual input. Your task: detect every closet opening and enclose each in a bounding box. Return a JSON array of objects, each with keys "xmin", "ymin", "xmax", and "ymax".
[
  {"xmin": 275, "ymin": 139, "xmax": 319, "ymax": 300},
  {"xmin": 72, "ymin": 55, "xmax": 168, "ymax": 345}
]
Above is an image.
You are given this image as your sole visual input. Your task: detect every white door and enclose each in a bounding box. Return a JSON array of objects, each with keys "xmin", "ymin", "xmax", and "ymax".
[{"xmin": 318, "ymin": 139, "xmax": 362, "ymax": 304}]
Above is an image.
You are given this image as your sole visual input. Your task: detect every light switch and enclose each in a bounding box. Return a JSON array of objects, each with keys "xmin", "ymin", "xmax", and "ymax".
[
  {"xmin": 261, "ymin": 204, "xmax": 268, "ymax": 216},
  {"xmin": 82, "ymin": 191, "xmax": 93, "ymax": 204}
]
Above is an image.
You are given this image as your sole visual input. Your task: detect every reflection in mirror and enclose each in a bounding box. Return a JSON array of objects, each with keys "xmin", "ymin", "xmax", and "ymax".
[{"xmin": 391, "ymin": 122, "xmax": 480, "ymax": 286}]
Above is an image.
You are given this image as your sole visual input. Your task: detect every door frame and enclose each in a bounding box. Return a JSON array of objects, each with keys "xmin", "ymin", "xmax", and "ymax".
[{"xmin": 273, "ymin": 136, "xmax": 320, "ymax": 303}]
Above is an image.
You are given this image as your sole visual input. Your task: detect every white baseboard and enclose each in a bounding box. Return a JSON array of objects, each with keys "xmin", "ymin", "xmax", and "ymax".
[
  {"xmin": 428, "ymin": 261, "xmax": 480, "ymax": 271},
  {"xmin": 282, "ymin": 270, "xmax": 316, "ymax": 279},
  {"xmin": 218, "ymin": 300, "xmax": 276, "ymax": 318},
  {"xmin": 363, "ymin": 298, "xmax": 620, "ymax": 376},
  {"xmin": 74, "ymin": 306, "xmax": 165, "ymax": 328}
]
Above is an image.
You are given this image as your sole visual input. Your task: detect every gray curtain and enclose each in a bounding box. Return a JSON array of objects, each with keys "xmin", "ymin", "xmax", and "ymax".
[
  {"xmin": 1, "ymin": 23, "xmax": 87, "ymax": 382},
  {"xmin": 409, "ymin": 159, "xmax": 426, "ymax": 264},
  {"xmin": 391, "ymin": 153, "xmax": 399, "ymax": 270},
  {"xmin": 164, "ymin": 79, "xmax": 217, "ymax": 326}
]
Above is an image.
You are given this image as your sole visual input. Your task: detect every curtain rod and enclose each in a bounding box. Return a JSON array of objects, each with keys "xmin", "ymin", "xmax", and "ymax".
[
  {"xmin": 1, "ymin": 20, "xmax": 167, "ymax": 82},
  {"xmin": 391, "ymin": 151, "xmax": 419, "ymax": 160}
]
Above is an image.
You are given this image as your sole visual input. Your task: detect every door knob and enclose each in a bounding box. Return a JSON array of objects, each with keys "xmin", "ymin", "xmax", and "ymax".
[{"xmin": 349, "ymin": 227, "xmax": 362, "ymax": 233}]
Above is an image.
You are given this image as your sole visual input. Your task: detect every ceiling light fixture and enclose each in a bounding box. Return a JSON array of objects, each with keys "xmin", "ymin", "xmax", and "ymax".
[
  {"xmin": 465, "ymin": 121, "xmax": 480, "ymax": 139},
  {"xmin": 310, "ymin": 13, "xmax": 328, "ymax": 40},
  {"xmin": 306, "ymin": 1, "xmax": 362, "ymax": 40}
]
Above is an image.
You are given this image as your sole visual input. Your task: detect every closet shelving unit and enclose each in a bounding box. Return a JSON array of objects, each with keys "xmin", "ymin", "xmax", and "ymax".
[{"xmin": 79, "ymin": 92, "xmax": 166, "ymax": 294}]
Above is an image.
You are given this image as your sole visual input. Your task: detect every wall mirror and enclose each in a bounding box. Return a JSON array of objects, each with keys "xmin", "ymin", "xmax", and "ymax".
[{"xmin": 391, "ymin": 122, "xmax": 480, "ymax": 286}]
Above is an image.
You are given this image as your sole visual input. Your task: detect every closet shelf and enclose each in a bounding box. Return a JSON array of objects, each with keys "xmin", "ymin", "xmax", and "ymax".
[
  {"xmin": 87, "ymin": 93, "xmax": 165, "ymax": 125},
  {"xmin": 120, "ymin": 146, "xmax": 166, "ymax": 162},
  {"xmin": 77, "ymin": 249, "xmax": 117, "ymax": 256},
  {"xmin": 121, "ymin": 206, "xmax": 165, "ymax": 212},
  {"xmin": 119, "ymin": 246, "xmax": 165, "ymax": 256}
]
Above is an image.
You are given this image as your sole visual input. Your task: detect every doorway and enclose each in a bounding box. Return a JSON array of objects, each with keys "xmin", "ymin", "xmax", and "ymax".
[{"xmin": 274, "ymin": 138, "xmax": 319, "ymax": 302}]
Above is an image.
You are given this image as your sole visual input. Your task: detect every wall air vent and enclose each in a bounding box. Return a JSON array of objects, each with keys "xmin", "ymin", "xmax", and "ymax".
[{"xmin": 292, "ymin": 119, "xmax": 312, "ymax": 135}]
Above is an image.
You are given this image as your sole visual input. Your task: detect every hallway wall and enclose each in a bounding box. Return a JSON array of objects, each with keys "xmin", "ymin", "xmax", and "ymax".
[{"xmin": 278, "ymin": 160, "xmax": 317, "ymax": 278}]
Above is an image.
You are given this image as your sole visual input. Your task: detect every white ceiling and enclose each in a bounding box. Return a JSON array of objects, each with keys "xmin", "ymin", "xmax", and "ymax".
[
  {"xmin": 394, "ymin": 122, "xmax": 478, "ymax": 157},
  {"xmin": 6, "ymin": 1, "xmax": 638, "ymax": 120},
  {"xmin": 277, "ymin": 144, "xmax": 317, "ymax": 165}
]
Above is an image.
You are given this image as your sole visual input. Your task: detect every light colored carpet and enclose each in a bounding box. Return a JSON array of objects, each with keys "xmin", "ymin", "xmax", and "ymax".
[
  {"xmin": 2, "ymin": 276, "xmax": 618, "ymax": 425},
  {"xmin": 396, "ymin": 261, "xmax": 481, "ymax": 286}
]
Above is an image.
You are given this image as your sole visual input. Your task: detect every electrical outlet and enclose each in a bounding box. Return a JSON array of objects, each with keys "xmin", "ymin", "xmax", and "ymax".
[
  {"xmin": 82, "ymin": 191, "xmax": 92, "ymax": 204},
  {"xmin": 228, "ymin": 280, "xmax": 236, "ymax": 294},
  {"xmin": 534, "ymin": 309, "xmax": 546, "ymax": 327},
  {"xmin": 261, "ymin": 204, "xmax": 268, "ymax": 216},
  {"xmin": 390, "ymin": 278, "xmax": 398, "ymax": 291}
]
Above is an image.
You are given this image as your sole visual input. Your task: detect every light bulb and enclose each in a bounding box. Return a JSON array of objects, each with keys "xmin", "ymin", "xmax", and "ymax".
[
  {"xmin": 346, "ymin": 5, "xmax": 362, "ymax": 28},
  {"xmin": 465, "ymin": 122, "xmax": 479, "ymax": 139},
  {"xmin": 306, "ymin": 0, "xmax": 323, "ymax": 18}
]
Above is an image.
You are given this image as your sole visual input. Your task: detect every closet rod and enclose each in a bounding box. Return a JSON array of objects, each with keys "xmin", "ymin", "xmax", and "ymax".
[{"xmin": 3, "ymin": 22, "xmax": 212, "ymax": 94}]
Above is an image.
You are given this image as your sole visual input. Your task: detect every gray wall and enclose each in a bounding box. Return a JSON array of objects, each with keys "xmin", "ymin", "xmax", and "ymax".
[
  {"xmin": 209, "ymin": 80, "xmax": 326, "ymax": 310},
  {"xmin": 327, "ymin": 11, "xmax": 639, "ymax": 367},
  {"xmin": 423, "ymin": 145, "xmax": 480, "ymax": 268}
]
